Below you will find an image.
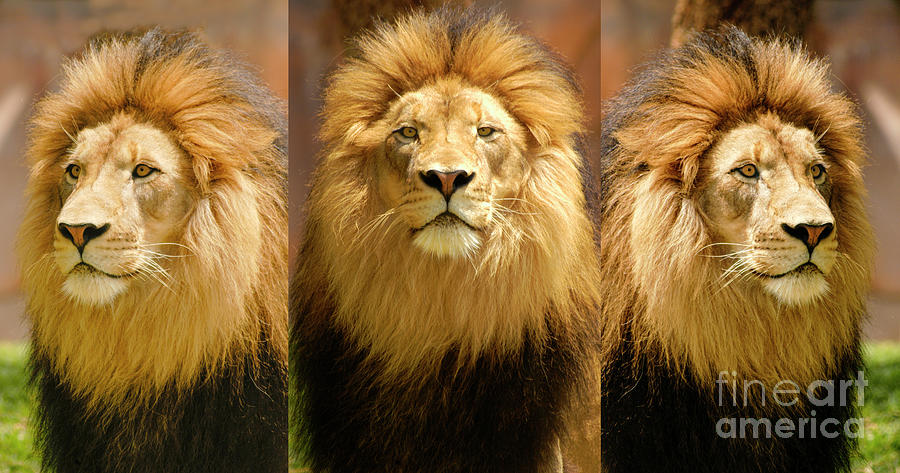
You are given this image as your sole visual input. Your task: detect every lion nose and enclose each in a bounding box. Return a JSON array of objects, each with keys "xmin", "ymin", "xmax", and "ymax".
[
  {"xmin": 781, "ymin": 222, "xmax": 834, "ymax": 253},
  {"xmin": 58, "ymin": 223, "xmax": 110, "ymax": 253},
  {"xmin": 420, "ymin": 170, "xmax": 474, "ymax": 201}
]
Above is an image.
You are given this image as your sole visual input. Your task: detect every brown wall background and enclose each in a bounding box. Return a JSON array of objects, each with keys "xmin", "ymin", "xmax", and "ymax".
[
  {"xmin": 601, "ymin": 0, "xmax": 900, "ymax": 339},
  {"xmin": 0, "ymin": 0, "xmax": 287, "ymax": 340}
]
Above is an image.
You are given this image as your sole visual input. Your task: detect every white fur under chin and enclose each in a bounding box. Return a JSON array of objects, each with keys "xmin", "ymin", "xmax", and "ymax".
[
  {"xmin": 62, "ymin": 273, "xmax": 128, "ymax": 306},
  {"xmin": 412, "ymin": 224, "xmax": 481, "ymax": 258},
  {"xmin": 762, "ymin": 274, "xmax": 830, "ymax": 306}
]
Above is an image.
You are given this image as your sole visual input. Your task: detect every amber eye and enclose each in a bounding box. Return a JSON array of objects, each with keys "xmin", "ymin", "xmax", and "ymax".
[
  {"xmin": 132, "ymin": 164, "xmax": 156, "ymax": 178},
  {"xmin": 477, "ymin": 126, "xmax": 495, "ymax": 137},
  {"xmin": 398, "ymin": 127, "xmax": 418, "ymax": 139},
  {"xmin": 735, "ymin": 163, "xmax": 758, "ymax": 178},
  {"xmin": 66, "ymin": 164, "xmax": 81, "ymax": 180},
  {"xmin": 811, "ymin": 163, "xmax": 826, "ymax": 182}
]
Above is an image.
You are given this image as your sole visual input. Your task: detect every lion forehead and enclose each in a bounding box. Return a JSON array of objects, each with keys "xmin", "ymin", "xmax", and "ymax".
[
  {"xmin": 709, "ymin": 121, "xmax": 818, "ymax": 171},
  {"xmin": 73, "ymin": 119, "xmax": 186, "ymax": 171},
  {"xmin": 386, "ymin": 83, "xmax": 518, "ymax": 134}
]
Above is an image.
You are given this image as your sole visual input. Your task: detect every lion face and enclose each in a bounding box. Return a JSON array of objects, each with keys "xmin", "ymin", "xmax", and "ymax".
[
  {"xmin": 699, "ymin": 116, "xmax": 837, "ymax": 305},
  {"xmin": 54, "ymin": 114, "xmax": 193, "ymax": 305},
  {"xmin": 374, "ymin": 80, "xmax": 529, "ymax": 258}
]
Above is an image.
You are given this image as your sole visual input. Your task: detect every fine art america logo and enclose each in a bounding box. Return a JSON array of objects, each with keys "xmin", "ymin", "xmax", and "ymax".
[{"xmin": 715, "ymin": 371, "xmax": 867, "ymax": 439}]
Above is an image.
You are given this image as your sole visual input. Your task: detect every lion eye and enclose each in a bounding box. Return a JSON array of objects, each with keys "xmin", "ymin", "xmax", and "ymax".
[
  {"xmin": 398, "ymin": 127, "xmax": 418, "ymax": 140},
  {"xmin": 735, "ymin": 163, "xmax": 758, "ymax": 178},
  {"xmin": 66, "ymin": 164, "xmax": 81, "ymax": 180},
  {"xmin": 132, "ymin": 164, "xmax": 157, "ymax": 178},
  {"xmin": 477, "ymin": 126, "xmax": 496, "ymax": 137},
  {"xmin": 811, "ymin": 163, "xmax": 826, "ymax": 182}
]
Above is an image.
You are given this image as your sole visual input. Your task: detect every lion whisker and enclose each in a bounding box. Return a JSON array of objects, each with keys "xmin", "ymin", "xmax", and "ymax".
[
  {"xmin": 136, "ymin": 271, "xmax": 176, "ymax": 294},
  {"xmin": 142, "ymin": 242, "xmax": 194, "ymax": 254},
  {"xmin": 717, "ymin": 263, "xmax": 754, "ymax": 293},
  {"xmin": 701, "ymin": 248, "xmax": 754, "ymax": 259},
  {"xmin": 60, "ymin": 122, "xmax": 77, "ymax": 143},
  {"xmin": 136, "ymin": 263, "xmax": 176, "ymax": 294},
  {"xmin": 717, "ymin": 256, "xmax": 756, "ymax": 285},
  {"xmin": 495, "ymin": 206, "xmax": 539, "ymax": 217},
  {"xmin": 813, "ymin": 123, "xmax": 831, "ymax": 145},
  {"xmin": 137, "ymin": 248, "xmax": 189, "ymax": 259},
  {"xmin": 24, "ymin": 253, "xmax": 54, "ymax": 278},
  {"xmin": 351, "ymin": 208, "xmax": 399, "ymax": 247},
  {"xmin": 697, "ymin": 242, "xmax": 752, "ymax": 253},
  {"xmin": 835, "ymin": 252, "xmax": 866, "ymax": 279}
]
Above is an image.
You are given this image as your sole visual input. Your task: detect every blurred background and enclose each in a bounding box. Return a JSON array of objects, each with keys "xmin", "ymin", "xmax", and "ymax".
[
  {"xmin": 601, "ymin": 0, "xmax": 900, "ymax": 341},
  {"xmin": 0, "ymin": 0, "xmax": 287, "ymax": 341}
]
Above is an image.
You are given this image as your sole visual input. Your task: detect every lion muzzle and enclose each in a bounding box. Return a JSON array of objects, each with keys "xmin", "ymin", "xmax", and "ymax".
[
  {"xmin": 781, "ymin": 222, "xmax": 834, "ymax": 254},
  {"xmin": 420, "ymin": 169, "xmax": 475, "ymax": 201},
  {"xmin": 58, "ymin": 222, "xmax": 110, "ymax": 253}
]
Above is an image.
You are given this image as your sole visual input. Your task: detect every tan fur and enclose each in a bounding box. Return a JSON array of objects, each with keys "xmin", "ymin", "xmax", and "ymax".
[
  {"xmin": 18, "ymin": 29, "xmax": 287, "ymax": 412},
  {"xmin": 601, "ymin": 32, "xmax": 874, "ymax": 391}
]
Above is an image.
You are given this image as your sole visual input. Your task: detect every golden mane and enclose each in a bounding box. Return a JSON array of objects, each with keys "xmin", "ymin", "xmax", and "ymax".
[
  {"xmin": 295, "ymin": 8, "xmax": 600, "ymax": 378},
  {"xmin": 600, "ymin": 27, "xmax": 873, "ymax": 387},
  {"xmin": 18, "ymin": 28, "xmax": 287, "ymax": 410}
]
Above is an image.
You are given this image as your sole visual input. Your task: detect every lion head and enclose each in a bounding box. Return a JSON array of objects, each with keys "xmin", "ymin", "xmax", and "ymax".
[
  {"xmin": 601, "ymin": 27, "xmax": 874, "ymax": 386},
  {"xmin": 376, "ymin": 82, "xmax": 531, "ymax": 258},
  {"xmin": 19, "ymin": 29, "xmax": 287, "ymax": 408},
  {"xmin": 52, "ymin": 115, "xmax": 194, "ymax": 305},
  {"xmin": 296, "ymin": 9, "xmax": 600, "ymax": 376},
  {"xmin": 699, "ymin": 114, "xmax": 840, "ymax": 305}
]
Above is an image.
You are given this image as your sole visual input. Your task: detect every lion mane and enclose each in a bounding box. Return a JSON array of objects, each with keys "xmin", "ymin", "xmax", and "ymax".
[
  {"xmin": 599, "ymin": 27, "xmax": 873, "ymax": 472},
  {"xmin": 292, "ymin": 8, "xmax": 600, "ymax": 472},
  {"xmin": 18, "ymin": 29, "xmax": 287, "ymax": 472}
]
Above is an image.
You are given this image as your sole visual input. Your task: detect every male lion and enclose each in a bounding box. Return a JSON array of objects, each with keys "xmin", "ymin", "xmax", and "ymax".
[
  {"xmin": 292, "ymin": 8, "xmax": 601, "ymax": 473},
  {"xmin": 18, "ymin": 29, "xmax": 287, "ymax": 472},
  {"xmin": 599, "ymin": 27, "xmax": 873, "ymax": 472}
]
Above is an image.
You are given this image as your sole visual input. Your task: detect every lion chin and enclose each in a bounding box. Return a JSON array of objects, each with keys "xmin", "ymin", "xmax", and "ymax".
[
  {"xmin": 412, "ymin": 214, "xmax": 481, "ymax": 258},
  {"xmin": 61, "ymin": 268, "xmax": 128, "ymax": 306},
  {"xmin": 759, "ymin": 265, "xmax": 830, "ymax": 306}
]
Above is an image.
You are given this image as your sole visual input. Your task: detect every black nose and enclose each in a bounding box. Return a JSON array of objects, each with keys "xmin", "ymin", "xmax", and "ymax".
[
  {"xmin": 420, "ymin": 170, "xmax": 474, "ymax": 201},
  {"xmin": 58, "ymin": 223, "xmax": 110, "ymax": 253},
  {"xmin": 781, "ymin": 222, "xmax": 833, "ymax": 254}
]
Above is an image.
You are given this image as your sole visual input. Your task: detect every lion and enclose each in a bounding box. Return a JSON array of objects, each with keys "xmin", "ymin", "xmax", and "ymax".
[
  {"xmin": 599, "ymin": 27, "xmax": 873, "ymax": 472},
  {"xmin": 18, "ymin": 28, "xmax": 287, "ymax": 472},
  {"xmin": 291, "ymin": 8, "xmax": 601, "ymax": 473}
]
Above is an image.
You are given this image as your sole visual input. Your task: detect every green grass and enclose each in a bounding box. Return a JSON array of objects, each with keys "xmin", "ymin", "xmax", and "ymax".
[
  {"xmin": 853, "ymin": 342, "xmax": 900, "ymax": 472},
  {"xmin": 0, "ymin": 343, "xmax": 38, "ymax": 473},
  {"xmin": 0, "ymin": 342, "xmax": 897, "ymax": 471}
]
